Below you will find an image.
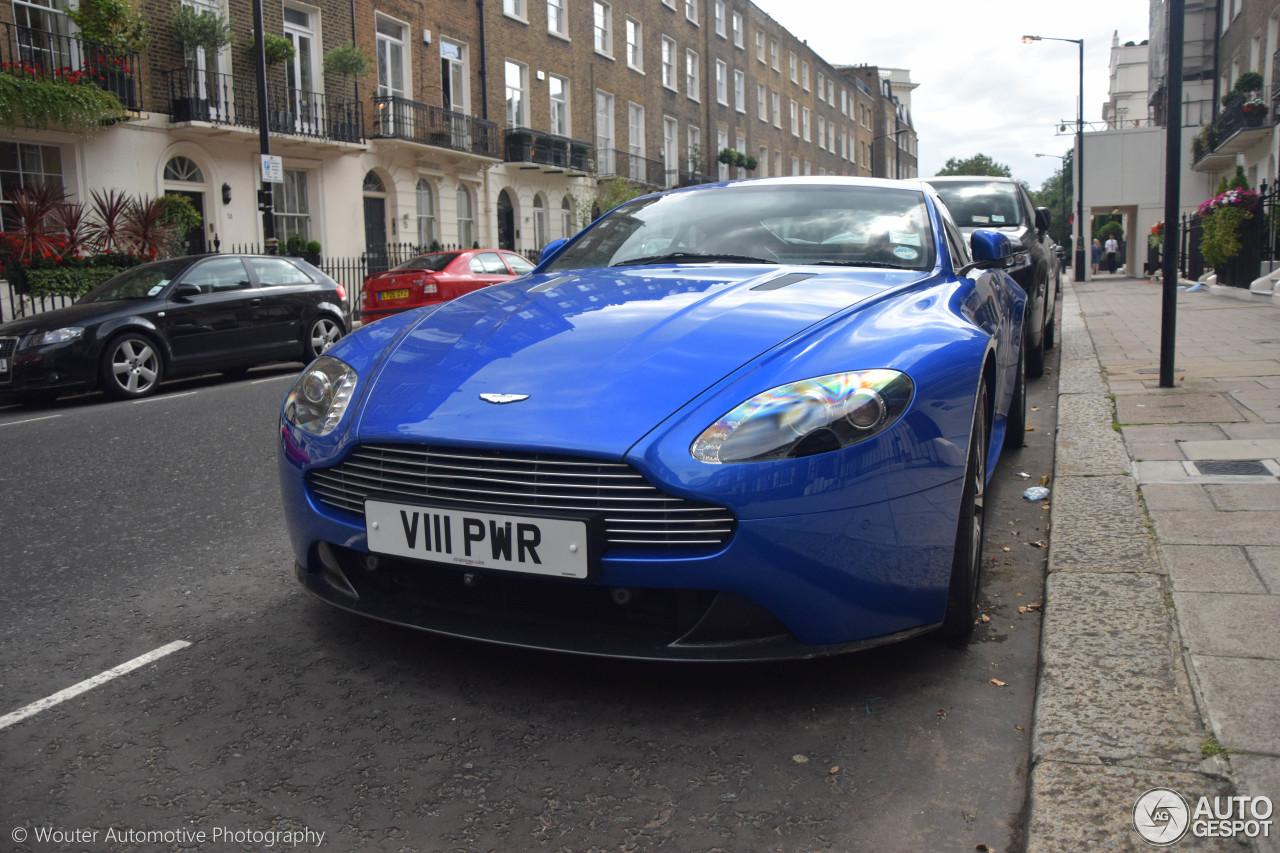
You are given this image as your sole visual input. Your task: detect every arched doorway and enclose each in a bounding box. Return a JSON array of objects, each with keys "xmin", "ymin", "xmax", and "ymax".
[
  {"xmin": 363, "ymin": 170, "xmax": 388, "ymax": 272},
  {"xmin": 496, "ymin": 189, "xmax": 515, "ymax": 250},
  {"xmin": 162, "ymin": 155, "xmax": 207, "ymax": 254}
]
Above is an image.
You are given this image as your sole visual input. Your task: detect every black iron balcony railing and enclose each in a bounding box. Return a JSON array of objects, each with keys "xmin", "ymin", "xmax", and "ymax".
[
  {"xmin": 164, "ymin": 67, "xmax": 363, "ymax": 143},
  {"xmin": 596, "ymin": 149, "xmax": 666, "ymax": 187},
  {"xmin": 371, "ymin": 95, "xmax": 500, "ymax": 159},
  {"xmin": 0, "ymin": 22, "xmax": 143, "ymax": 110},
  {"xmin": 504, "ymin": 128, "xmax": 594, "ymax": 172}
]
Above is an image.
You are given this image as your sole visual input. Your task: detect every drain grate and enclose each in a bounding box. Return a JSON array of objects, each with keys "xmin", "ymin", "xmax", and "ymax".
[{"xmin": 1193, "ymin": 460, "xmax": 1272, "ymax": 476}]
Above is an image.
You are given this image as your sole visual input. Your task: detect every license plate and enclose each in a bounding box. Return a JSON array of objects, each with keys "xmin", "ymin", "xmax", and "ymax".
[
  {"xmin": 378, "ymin": 288, "xmax": 410, "ymax": 301},
  {"xmin": 365, "ymin": 500, "xmax": 589, "ymax": 579}
]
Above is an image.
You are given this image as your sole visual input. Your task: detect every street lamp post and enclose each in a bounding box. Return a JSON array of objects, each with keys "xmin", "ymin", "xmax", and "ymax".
[
  {"xmin": 1035, "ymin": 152, "xmax": 1067, "ymax": 247},
  {"xmin": 1024, "ymin": 35, "xmax": 1085, "ymax": 280}
]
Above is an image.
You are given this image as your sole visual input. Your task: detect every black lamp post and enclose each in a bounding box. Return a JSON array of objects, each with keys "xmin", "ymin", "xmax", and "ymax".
[{"xmin": 1024, "ymin": 35, "xmax": 1085, "ymax": 279}]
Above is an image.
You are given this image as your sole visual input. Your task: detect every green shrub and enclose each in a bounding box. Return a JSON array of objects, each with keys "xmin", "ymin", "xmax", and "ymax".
[{"xmin": 26, "ymin": 264, "xmax": 119, "ymax": 298}]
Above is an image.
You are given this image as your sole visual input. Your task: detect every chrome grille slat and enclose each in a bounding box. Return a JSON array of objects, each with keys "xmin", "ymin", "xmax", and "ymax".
[{"xmin": 307, "ymin": 443, "xmax": 736, "ymax": 550}]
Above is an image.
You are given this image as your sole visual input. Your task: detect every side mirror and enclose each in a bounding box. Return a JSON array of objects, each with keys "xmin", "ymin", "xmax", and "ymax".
[
  {"xmin": 172, "ymin": 283, "xmax": 202, "ymax": 299},
  {"xmin": 959, "ymin": 229, "xmax": 1014, "ymax": 277},
  {"xmin": 539, "ymin": 238, "xmax": 568, "ymax": 265},
  {"xmin": 1035, "ymin": 207, "xmax": 1052, "ymax": 232}
]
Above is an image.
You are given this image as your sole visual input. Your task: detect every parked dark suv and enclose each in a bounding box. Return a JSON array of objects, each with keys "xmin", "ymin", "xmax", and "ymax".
[{"xmin": 925, "ymin": 176, "xmax": 1057, "ymax": 377}]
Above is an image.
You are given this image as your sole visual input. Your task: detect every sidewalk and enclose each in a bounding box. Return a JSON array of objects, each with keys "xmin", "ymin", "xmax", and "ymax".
[{"xmin": 1026, "ymin": 273, "xmax": 1280, "ymax": 851}]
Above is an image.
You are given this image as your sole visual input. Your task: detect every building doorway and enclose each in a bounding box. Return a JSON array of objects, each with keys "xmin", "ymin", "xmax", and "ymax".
[{"xmin": 497, "ymin": 189, "xmax": 514, "ymax": 250}]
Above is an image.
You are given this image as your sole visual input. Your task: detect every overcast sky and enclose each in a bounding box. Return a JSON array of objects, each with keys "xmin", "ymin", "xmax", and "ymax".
[{"xmin": 751, "ymin": 0, "xmax": 1155, "ymax": 191}]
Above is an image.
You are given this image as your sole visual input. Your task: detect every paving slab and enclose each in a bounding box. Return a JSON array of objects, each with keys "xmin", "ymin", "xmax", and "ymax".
[
  {"xmin": 1027, "ymin": 762, "xmax": 1239, "ymax": 853},
  {"xmin": 1172, "ymin": 593, "xmax": 1280, "ymax": 658},
  {"xmin": 1231, "ymin": 389, "xmax": 1280, "ymax": 423},
  {"xmin": 1180, "ymin": 439, "xmax": 1280, "ymax": 461},
  {"xmin": 1059, "ymin": 392, "xmax": 1117, "ymax": 426},
  {"xmin": 1055, "ymin": 421, "xmax": 1132, "ymax": 476},
  {"xmin": 1116, "ymin": 393, "xmax": 1247, "ymax": 425},
  {"xmin": 1206, "ymin": 483, "xmax": 1280, "ymax": 512},
  {"xmin": 1142, "ymin": 484, "xmax": 1216, "ymax": 512},
  {"xmin": 1049, "ymin": 475, "xmax": 1159, "ymax": 573},
  {"xmin": 1151, "ymin": 510, "xmax": 1280, "ymax": 547},
  {"xmin": 1226, "ymin": 754, "xmax": 1280, "ymax": 853},
  {"xmin": 1248, "ymin": 546, "xmax": 1280, "ymax": 593},
  {"xmin": 1190, "ymin": 656, "xmax": 1280, "ymax": 755},
  {"xmin": 1163, "ymin": 545, "xmax": 1269, "ymax": 595},
  {"xmin": 1034, "ymin": 572, "xmax": 1202, "ymax": 769}
]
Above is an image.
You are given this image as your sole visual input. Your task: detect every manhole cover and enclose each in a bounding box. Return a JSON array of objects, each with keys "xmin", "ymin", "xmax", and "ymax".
[{"xmin": 1193, "ymin": 460, "xmax": 1271, "ymax": 476}]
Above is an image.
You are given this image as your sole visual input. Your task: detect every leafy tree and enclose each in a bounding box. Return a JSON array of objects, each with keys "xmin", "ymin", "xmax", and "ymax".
[{"xmin": 935, "ymin": 153, "xmax": 1012, "ymax": 177}]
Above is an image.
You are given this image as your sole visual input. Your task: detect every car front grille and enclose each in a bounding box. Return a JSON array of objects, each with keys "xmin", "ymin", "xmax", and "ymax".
[{"xmin": 307, "ymin": 444, "xmax": 736, "ymax": 550}]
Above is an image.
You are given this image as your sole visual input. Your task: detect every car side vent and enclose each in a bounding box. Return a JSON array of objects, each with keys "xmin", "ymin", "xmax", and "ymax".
[
  {"xmin": 751, "ymin": 272, "xmax": 816, "ymax": 291},
  {"xmin": 529, "ymin": 275, "xmax": 578, "ymax": 293}
]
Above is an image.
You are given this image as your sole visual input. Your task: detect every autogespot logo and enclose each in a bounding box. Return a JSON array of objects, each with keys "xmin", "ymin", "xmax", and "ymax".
[{"xmin": 1134, "ymin": 788, "xmax": 1191, "ymax": 845}]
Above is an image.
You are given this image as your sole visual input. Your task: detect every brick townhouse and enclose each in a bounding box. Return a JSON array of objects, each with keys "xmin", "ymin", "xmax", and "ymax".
[{"xmin": 0, "ymin": 0, "xmax": 916, "ymax": 264}]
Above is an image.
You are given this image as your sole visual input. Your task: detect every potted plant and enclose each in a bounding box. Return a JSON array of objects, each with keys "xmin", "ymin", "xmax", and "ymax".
[
  {"xmin": 67, "ymin": 0, "xmax": 148, "ymax": 109},
  {"xmin": 170, "ymin": 3, "xmax": 233, "ymax": 121},
  {"xmin": 322, "ymin": 44, "xmax": 371, "ymax": 138},
  {"xmin": 1242, "ymin": 98, "xmax": 1268, "ymax": 127}
]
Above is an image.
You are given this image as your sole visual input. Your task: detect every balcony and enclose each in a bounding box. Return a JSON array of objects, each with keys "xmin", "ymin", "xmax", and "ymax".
[
  {"xmin": 1192, "ymin": 96, "xmax": 1274, "ymax": 172},
  {"xmin": 595, "ymin": 149, "xmax": 665, "ymax": 187},
  {"xmin": 372, "ymin": 95, "xmax": 500, "ymax": 159},
  {"xmin": 505, "ymin": 128, "xmax": 594, "ymax": 175},
  {"xmin": 0, "ymin": 22, "xmax": 143, "ymax": 110},
  {"xmin": 164, "ymin": 67, "xmax": 363, "ymax": 144}
]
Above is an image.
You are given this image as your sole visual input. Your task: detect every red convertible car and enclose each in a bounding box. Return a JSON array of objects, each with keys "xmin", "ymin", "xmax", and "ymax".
[{"xmin": 359, "ymin": 249, "xmax": 535, "ymax": 324}]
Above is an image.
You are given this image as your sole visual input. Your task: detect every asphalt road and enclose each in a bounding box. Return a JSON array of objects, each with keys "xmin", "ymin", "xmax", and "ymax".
[{"xmin": 0, "ymin": 334, "xmax": 1059, "ymax": 853}]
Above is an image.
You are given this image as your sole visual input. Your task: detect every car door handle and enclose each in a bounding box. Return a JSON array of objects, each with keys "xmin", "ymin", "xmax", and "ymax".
[{"xmin": 249, "ymin": 298, "xmax": 263, "ymax": 306}]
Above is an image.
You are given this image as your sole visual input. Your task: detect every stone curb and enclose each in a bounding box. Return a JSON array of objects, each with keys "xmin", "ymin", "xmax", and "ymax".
[{"xmin": 1025, "ymin": 280, "xmax": 1245, "ymax": 852}]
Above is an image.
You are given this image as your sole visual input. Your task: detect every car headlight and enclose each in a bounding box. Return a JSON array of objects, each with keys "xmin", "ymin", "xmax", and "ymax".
[
  {"xmin": 36, "ymin": 327, "xmax": 83, "ymax": 345},
  {"xmin": 283, "ymin": 355, "xmax": 358, "ymax": 436},
  {"xmin": 691, "ymin": 370, "xmax": 914, "ymax": 464}
]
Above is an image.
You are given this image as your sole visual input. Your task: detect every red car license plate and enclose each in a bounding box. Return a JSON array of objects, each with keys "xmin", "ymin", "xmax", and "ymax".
[{"xmin": 378, "ymin": 288, "xmax": 410, "ymax": 301}]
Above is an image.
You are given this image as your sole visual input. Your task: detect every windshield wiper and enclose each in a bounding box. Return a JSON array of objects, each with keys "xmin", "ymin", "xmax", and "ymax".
[
  {"xmin": 808, "ymin": 260, "xmax": 909, "ymax": 269},
  {"xmin": 612, "ymin": 252, "xmax": 777, "ymax": 266}
]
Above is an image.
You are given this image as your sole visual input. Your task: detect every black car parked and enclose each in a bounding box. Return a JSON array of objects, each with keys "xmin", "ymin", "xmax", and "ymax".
[
  {"xmin": 0, "ymin": 254, "xmax": 349, "ymax": 404},
  {"xmin": 924, "ymin": 176, "xmax": 1057, "ymax": 377}
]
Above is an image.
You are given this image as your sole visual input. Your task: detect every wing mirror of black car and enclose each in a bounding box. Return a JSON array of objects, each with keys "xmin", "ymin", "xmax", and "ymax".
[
  {"xmin": 172, "ymin": 283, "xmax": 202, "ymax": 299},
  {"xmin": 1035, "ymin": 207, "xmax": 1052, "ymax": 232},
  {"xmin": 959, "ymin": 229, "xmax": 1015, "ymax": 277},
  {"xmin": 539, "ymin": 237, "xmax": 568, "ymax": 265}
]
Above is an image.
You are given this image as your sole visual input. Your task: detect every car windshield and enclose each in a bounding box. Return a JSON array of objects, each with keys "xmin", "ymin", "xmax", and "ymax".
[
  {"xmin": 543, "ymin": 183, "xmax": 936, "ymax": 272},
  {"xmin": 392, "ymin": 253, "xmax": 459, "ymax": 273},
  {"xmin": 77, "ymin": 258, "xmax": 195, "ymax": 302},
  {"xmin": 928, "ymin": 181, "xmax": 1021, "ymax": 230}
]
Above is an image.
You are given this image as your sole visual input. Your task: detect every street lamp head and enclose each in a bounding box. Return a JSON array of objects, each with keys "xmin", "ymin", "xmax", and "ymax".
[{"xmin": 1022, "ymin": 35, "xmax": 1040, "ymax": 43}]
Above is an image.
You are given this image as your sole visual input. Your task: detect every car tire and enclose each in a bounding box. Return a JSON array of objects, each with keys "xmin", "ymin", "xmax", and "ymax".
[
  {"xmin": 1003, "ymin": 347, "xmax": 1026, "ymax": 450},
  {"xmin": 940, "ymin": 381, "xmax": 988, "ymax": 640},
  {"xmin": 305, "ymin": 315, "xmax": 344, "ymax": 361},
  {"xmin": 100, "ymin": 333, "xmax": 164, "ymax": 400}
]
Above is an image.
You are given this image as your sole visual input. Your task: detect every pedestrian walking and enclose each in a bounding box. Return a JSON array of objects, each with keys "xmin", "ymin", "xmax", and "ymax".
[
  {"xmin": 1091, "ymin": 238, "xmax": 1102, "ymax": 276},
  {"xmin": 1104, "ymin": 235, "xmax": 1119, "ymax": 274}
]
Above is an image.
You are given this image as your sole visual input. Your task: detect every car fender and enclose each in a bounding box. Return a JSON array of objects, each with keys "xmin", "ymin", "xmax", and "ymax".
[{"xmin": 92, "ymin": 316, "xmax": 172, "ymax": 361}]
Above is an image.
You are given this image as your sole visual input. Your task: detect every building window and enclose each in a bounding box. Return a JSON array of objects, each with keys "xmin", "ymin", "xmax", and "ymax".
[
  {"xmin": 735, "ymin": 134, "xmax": 745, "ymax": 178},
  {"xmin": 532, "ymin": 194, "xmax": 546, "ymax": 249},
  {"xmin": 593, "ymin": 2, "xmax": 612, "ymax": 55},
  {"xmin": 790, "ymin": 154, "xmax": 799, "ymax": 176},
  {"xmin": 684, "ymin": 0, "xmax": 697, "ymax": 24},
  {"xmin": 817, "ymin": 115, "xmax": 825, "ymax": 150},
  {"xmin": 769, "ymin": 39, "xmax": 778, "ymax": 71},
  {"xmin": 685, "ymin": 49, "xmax": 699, "ymax": 99},
  {"xmin": 549, "ymin": 74, "xmax": 569, "ymax": 136},
  {"xmin": 625, "ymin": 17, "xmax": 641, "ymax": 69},
  {"xmin": 715, "ymin": 59, "xmax": 727, "ymax": 104},
  {"xmin": 663, "ymin": 115, "xmax": 678, "ymax": 187},
  {"xmin": 628, "ymin": 102, "xmax": 645, "ymax": 181},
  {"xmin": 731, "ymin": 11, "xmax": 743, "ymax": 48},
  {"xmin": 771, "ymin": 90, "xmax": 780, "ymax": 128},
  {"xmin": 687, "ymin": 124, "xmax": 701, "ymax": 172},
  {"xmin": 274, "ymin": 169, "xmax": 311, "ymax": 242},
  {"xmin": 789, "ymin": 99, "xmax": 798, "ymax": 136},
  {"xmin": 733, "ymin": 69, "xmax": 744, "ymax": 113},
  {"xmin": 717, "ymin": 130, "xmax": 729, "ymax": 180},
  {"xmin": 440, "ymin": 39, "xmax": 469, "ymax": 113},
  {"xmin": 801, "ymin": 60, "xmax": 809, "ymax": 91},
  {"xmin": 504, "ymin": 59, "xmax": 528, "ymax": 127},
  {"xmin": 416, "ymin": 178, "xmax": 435, "ymax": 247},
  {"xmin": 503, "ymin": 0, "xmax": 525, "ymax": 18},
  {"xmin": 376, "ymin": 17, "xmax": 407, "ymax": 104},
  {"xmin": 661, "ymin": 36, "xmax": 676, "ymax": 89},
  {"xmin": 0, "ymin": 142, "xmax": 62, "ymax": 230},
  {"xmin": 561, "ymin": 195, "xmax": 574, "ymax": 237},
  {"xmin": 827, "ymin": 79, "xmax": 835, "ymax": 104},
  {"xmin": 755, "ymin": 30, "xmax": 764, "ymax": 63},
  {"xmin": 802, "ymin": 106, "xmax": 810, "ymax": 141},
  {"xmin": 758, "ymin": 144, "xmax": 768, "ymax": 176},
  {"xmin": 163, "ymin": 155, "xmax": 203, "ymax": 183},
  {"xmin": 457, "ymin": 184, "xmax": 474, "ymax": 248},
  {"xmin": 788, "ymin": 51, "xmax": 796, "ymax": 83},
  {"xmin": 547, "ymin": 0, "xmax": 566, "ymax": 36},
  {"xmin": 713, "ymin": 0, "xmax": 724, "ymax": 37},
  {"xmin": 596, "ymin": 89, "xmax": 615, "ymax": 174},
  {"xmin": 756, "ymin": 82, "xmax": 766, "ymax": 120}
]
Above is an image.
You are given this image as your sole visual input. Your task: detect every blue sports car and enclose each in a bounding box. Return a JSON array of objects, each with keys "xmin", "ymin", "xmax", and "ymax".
[{"xmin": 278, "ymin": 177, "xmax": 1028, "ymax": 661}]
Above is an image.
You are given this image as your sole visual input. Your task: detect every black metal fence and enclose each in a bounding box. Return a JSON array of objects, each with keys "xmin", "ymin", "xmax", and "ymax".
[
  {"xmin": 1178, "ymin": 179, "xmax": 1280, "ymax": 288},
  {"xmin": 0, "ymin": 21, "xmax": 144, "ymax": 110}
]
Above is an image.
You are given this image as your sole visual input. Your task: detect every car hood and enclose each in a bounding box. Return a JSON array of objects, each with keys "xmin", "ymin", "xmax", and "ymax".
[
  {"xmin": 356, "ymin": 265, "xmax": 921, "ymax": 457},
  {"xmin": 0, "ymin": 299, "xmax": 143, "ymax": 335}
]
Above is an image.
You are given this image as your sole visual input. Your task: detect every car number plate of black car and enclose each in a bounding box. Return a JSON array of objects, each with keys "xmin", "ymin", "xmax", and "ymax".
[
  {"xmin": 365, "ymin": 499, "xmax": 589, "ymax": 579},
  {"xmin": 378, "ymin": 289, "xmax": 410, "ymax": 301}
]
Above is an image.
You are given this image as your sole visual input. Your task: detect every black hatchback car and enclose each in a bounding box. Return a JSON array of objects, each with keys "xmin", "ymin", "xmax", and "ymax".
[
  {"xmin": 924, "ymin": 176, "xmax": 1057, "ymax": 377},
  {"xmin": 0, "ymin": 254, "xmax": 349, "ymax": 404}
]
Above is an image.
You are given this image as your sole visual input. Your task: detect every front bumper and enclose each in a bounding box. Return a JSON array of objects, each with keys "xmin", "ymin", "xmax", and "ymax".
[
  {"xmin": 0, "ymin": 335, "xmax": 95, "ymax": 395},
  {"xmin": 281, "ymin": 461, "xmax": 963, "ymax": 661}
]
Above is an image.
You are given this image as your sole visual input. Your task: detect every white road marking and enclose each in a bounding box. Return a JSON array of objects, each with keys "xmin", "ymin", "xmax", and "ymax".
[
  {"xmin": 0, "ymin": 414, "xmax": 61, "ymax": 427},
  {"xmin": 252, "ymin": 374, "xmax": 297, "ymax": 385},
  {"xmin": 132, "ymin": 391, "xmax": 198, "ymax": 404},
  {"xmin": 0, "ymin": 640, "xmax": 192, "ymax": 731}
]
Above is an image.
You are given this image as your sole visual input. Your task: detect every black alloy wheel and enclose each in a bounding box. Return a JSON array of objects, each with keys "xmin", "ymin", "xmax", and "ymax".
[
  {"xmin": 100, "ymin": 333, "xmax": 164, "ymax": 400},
  {"xmin": 940, "ymin": 380, "xmax": 988, "ymax": 639}
]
